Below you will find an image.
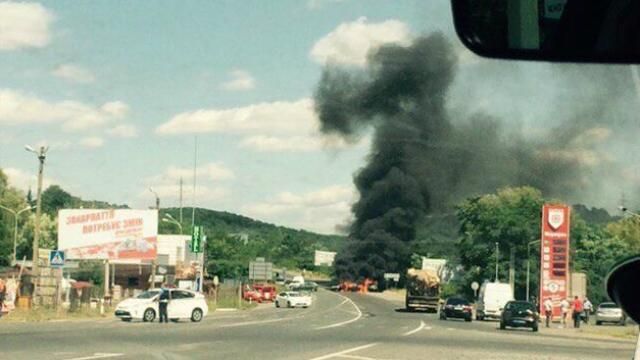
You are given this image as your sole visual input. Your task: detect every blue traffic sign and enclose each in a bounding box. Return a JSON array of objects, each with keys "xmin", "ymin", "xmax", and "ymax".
[{"xmin": 49, "ymin": 250, "xmax": 65, "ymax": 268}]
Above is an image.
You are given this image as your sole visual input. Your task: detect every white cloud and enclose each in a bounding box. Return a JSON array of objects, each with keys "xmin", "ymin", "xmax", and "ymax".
[
  {"xmin": 310, "ymin": 17, "xmax": 411, "ymax": 66},
  {"xmin": 158, "ymin": 98, "xmax": 369, "ymax": 153},
  {"xmin": 140, "ymin": 184, "xmax": 229, "ymax": 206},
  {"xmin": 220, "ymin": 69, "xmax": 255, "ymax": 91},
  {"xmin": 79, "ymin": 136, "xmax": 104, "ymax": 148},
  {"xmin": 156, "ymin": 98, "xmax": 316, "ymax": 136},
  {"xmin": 242, "ymin": 185, "xmax": 356, "ymax": 234},
  {"xmin": 107, "ymin": 124, "xmax": 138, "ymax": 138},
  {"xmin": 141, "ymin": 162, "xmax": 234, "ymax": 208},
  {"xmin": 0, "ymin": 2, "xmax": 54, "ymax": 50},
  {"xmin": 0, "ymin": 89, "xmax": 128, "ymax": 131},
  {"xmin": 239, "ymin": 134, "xmax": 365, "ymax": 152},
  {"xmin": 307, "ymin": 0, "xmax": 346, "ymax": 10},
  {"xmin": 52, "ymin": 64, "xmax": 95, "ymax": 83},
  {"xmin": 3, "ymin": 167, "xmax": 56, "ymax": 192},
  {"xmin": 157, "ymin": 163, "xmax": 236, "ymax": 183}
]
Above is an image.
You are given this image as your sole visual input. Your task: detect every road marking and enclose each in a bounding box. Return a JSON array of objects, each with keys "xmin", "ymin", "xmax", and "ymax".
[
  {"xmin": 337, "ymin": 354, "xmax": 383, "ymax": 360},
  {"xmin": 307, "ymin": 343, "xmax": 378, "ymax": 360},
  {"xmin": 64, "ymin": 353, "xmax": 124, "ymax": 360},
  {"xmin": 315, "ymin": 293, "xmax": 363, "ymax": 330},
  {"xmin": 402, "ymin": 320, "xmax": 426, "ymax": 336}
]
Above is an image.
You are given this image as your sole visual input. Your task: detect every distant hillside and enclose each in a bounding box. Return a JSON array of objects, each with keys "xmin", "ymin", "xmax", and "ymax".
[{"xmin": 159, "ymin": 207, "xmax": 345, "ymax": 277}]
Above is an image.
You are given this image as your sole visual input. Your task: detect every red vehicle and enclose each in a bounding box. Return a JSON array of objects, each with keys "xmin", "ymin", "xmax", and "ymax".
[
  {"xmin": 254, "ymin": 284, "xmax": 276, "ymax": 302},
  {"xmin": 242, "ymin": 284, "xmax": 277, "ymax": 303},
  {"xmin": 243, "ymin": 286, "xmax": 262, "ymax": 302}
]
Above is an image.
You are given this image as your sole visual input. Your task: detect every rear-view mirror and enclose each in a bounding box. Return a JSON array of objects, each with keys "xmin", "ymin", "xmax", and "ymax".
[
  {"xmin": 606, "ymin": 256, "xmax": 640, "ymax": 324},
  {"xmin": 451, "ymin": 0, "xmax": 640, "ymax": 63}
]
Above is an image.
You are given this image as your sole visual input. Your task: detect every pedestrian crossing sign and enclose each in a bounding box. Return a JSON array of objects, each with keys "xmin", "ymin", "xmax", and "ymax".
[{"xmin": 49, "ymin": 250, "xmax": 65, "ymax": 268}]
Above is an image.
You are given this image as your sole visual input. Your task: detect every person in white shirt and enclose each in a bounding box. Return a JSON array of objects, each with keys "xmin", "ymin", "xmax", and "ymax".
[
  {"xmin": 561, "ymin": 298, "xmax": 571, "ymax": 327},
  {"xmin": 544, "ymin": 297, "xmax": 554, "ymax": 328},
  {"xmin": 583, "ymin": 297, "xmax": 593, "ymax": 324}
]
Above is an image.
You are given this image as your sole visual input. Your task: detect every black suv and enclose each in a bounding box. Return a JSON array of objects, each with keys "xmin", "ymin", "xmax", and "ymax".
[
  {"xmin": 439, "ymin": 297, "xmax": 473, "ymax": 322},
  {"xmin": 500, "ymin": 301, "xmax": 539, "ymax": 332}
]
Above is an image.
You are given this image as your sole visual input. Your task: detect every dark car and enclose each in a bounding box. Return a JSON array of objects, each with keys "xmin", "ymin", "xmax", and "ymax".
[
  {"xmin": 439, "ymin": 297, "xmax": 473, "ymax": 322},
  {"xmin": 500, "ymin": 301, "xmax": 539, "ymax": 332}
]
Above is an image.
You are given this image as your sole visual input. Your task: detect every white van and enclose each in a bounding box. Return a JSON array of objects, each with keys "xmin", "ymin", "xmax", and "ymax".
[{"xmin": 476, "ymin": 282, "xmax": 514, "ymax": 320}]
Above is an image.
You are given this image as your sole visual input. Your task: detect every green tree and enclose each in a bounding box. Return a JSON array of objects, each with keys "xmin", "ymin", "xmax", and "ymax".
[
  {"xmin": 17, "ymin": 213, "xmax": 58, "ymax": 259},
  {"xmin": 0, "ymin": 168, "xmax": 29, "ymax": 265},
  {"xmin": 456, "ymin": 186, "xmax": 544, "ymax": 299},
  {"xmin": 572, "ymin": 216, "xmax": 629, "ymax": 303},
  {"xmin": 606, "ymin": 216, "xmax": 640, "ymax": 252},
  {"xmin": 41, "ymin": 185, "xmax": 75, "ymax": 216}
]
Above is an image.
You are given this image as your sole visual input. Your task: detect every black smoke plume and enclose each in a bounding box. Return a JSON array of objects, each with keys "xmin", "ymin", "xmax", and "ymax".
[{"xmin": 314, "ymin": 33, "xmax": 601, "ymax": 282}]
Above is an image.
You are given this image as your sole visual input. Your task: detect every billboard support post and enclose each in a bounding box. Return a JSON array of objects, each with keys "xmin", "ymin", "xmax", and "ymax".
[{"xmin": 104, "ymin": 259, "xmax": 109, "ymax": 299}]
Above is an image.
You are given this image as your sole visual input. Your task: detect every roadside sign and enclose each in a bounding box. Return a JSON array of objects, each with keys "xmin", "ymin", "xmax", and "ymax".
[
  {"xmin": 540, "ymin": 204, "xmax": 571, "ymax": 317},
  {"xmin": 384, "ymin": 273, "xmax": 400, "ymax": 282},
  {"xmin": 471, "ymin": 281, "xmax": 479, "ymax": 298},
  {"xmin": 49, "ymin": 250, "xmax": 65, "ymax": 268},
  {"xmin": 191, "ymin": 226, "xmax": 204, "ymax": 253}
]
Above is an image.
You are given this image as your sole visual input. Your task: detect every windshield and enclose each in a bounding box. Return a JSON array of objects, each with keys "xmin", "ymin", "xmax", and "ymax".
[
  {"xmin": 599, "ymin": 303, "xmax": 620, "ymax": 309},
  {"xmin": 447, "ymin": 298, "xmax": 468, "ymax": 305},
  {"xmin": 507, "ymin": 302, "xmax": 535, "ymax": 312},
  {"xmin": 0, "ymin": 2, "xmax": 637, "ymax": 359},
  {"xmin": 136, "ymin": 291, "xmax": 160, "ymax": 299}
]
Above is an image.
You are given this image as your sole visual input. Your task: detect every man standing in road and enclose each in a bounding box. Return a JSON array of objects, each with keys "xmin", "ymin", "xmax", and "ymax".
[
  {"xmin": 158, "ymin": 289, "xmax": 170, "ymax": 324},
  {"xmin": 583, "ymin": 297, "xmax": 593, "ymax": 324},
  {"xmin": 561, "ymin": 298, "xmax": 570, "ymax": 327},
  {"xmin": 572, "ymin": 296, "xmax": 584, "ymax": 328},
  {"xmin": 544, "ymin": 297, "xmax": 554, "ymax": 328}
]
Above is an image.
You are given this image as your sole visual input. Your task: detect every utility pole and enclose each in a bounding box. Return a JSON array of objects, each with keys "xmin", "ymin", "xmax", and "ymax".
[
  {"xmin": 25, "ymin": 145, "xmax": 48, "ymax": 278},
  {"xmin": 526, "ymin": 240, "xmax": 541, "ymax": 302},
  {"xmin": 191, "ymin": 136, "xmax": 204, "ymax": 293},
  {"xmin": 149, "ymin": 188, "xmax": 159, "ymax": 289},
  {"xmin": 509, "ymin": 246, "xmax": 515, "ymax": 295},
  {"xmin": 495, "ymin": 242, "xmax": 499, "ymax": 282},
  {"xmin": 179, "ymin": 177, "xmax": 183, "ymax": 224}
]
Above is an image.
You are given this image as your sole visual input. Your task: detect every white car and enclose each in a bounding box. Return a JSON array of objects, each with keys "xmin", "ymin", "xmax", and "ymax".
[
  {"xmin": 114, "ymin": 288, "xmax": 208, "ymax": 322},
  {"xmin": 275, "ymin": 291, "xmax": 312, "ymax": 308}
]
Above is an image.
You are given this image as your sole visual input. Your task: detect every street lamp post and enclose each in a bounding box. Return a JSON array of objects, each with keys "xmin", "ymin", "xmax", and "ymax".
[
  {"xmin": 162, "ymin": 214, "xmax": 183, "ymax": 234},
  {"xmin": 526, "ymin": 240, "xmax": 541, "ymax": 302},
  {"xmin": 619, "ymin": 206, "xmax": 640, "ymax": 218},
  {"xmin": 149, "ymin": 188, "xmax": 160, "ymax": 289},
  {"xmin": 495, "ymin": 242, "xmax": 500, "ymax": 282},
  {"xmin": 25, "ymin": 145, "xmax": 48, "ymax": 276},
  {"xmin": 0, "ymin": 205, "xmax": 34, "ymax": 265}
]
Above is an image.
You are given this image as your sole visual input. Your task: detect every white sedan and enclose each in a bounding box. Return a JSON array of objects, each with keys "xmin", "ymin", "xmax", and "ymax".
[
  {"xmin": 275, "ymin": 291, "xmax": 312, "ymax": 308},
  {"xmin": 114, "ymin": 288, "xmax": 208, "ymax": 322}
]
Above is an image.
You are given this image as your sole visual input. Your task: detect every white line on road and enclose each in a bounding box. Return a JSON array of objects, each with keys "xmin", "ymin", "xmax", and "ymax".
[
  {"xmin": 64, "ymin": 353, "xmax": 124, "ymax": 360},
  {"xmin": 307, "ymin": 343, "xmax": 378, "ymax": 360},
  {"xmin": 337, "ymin": 354, "xmax": 384, "ymax": 360},
  {"xmin": 402, "ymin": 320, "xmax": 426, "ymax": 336},
  {"xmin": 315, "ymin": 293, "xmax": 363, "ymax": 330}
]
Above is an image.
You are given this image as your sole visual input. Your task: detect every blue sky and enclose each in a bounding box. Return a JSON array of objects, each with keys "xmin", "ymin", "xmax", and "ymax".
[
  {"xmin": 2, "ymin": 1, "xmax": 636, "ymax": 233},
  {"xmin": 0, "ymin": 1, "xmax": 458, "ymax": 234}
]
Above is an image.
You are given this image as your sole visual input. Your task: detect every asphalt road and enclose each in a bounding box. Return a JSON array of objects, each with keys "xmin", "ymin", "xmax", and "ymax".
[{"xmin": 0, "ymin": 290, "xmax": 635, "ymax": 360}]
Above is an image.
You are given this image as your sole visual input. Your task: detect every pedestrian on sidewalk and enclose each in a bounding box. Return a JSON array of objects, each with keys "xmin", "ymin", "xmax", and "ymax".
[
  {"xmin": 544, "ymin": 297, "xmax": 553, "ymax": 328},
  {"xmin": 0, "ymin": 278, "xmax": 5, "ymax": 317},
  {"xmin": 572, "ymin": 296, "xmax": 584, "ymax": 328},
  {"xmin": 158, "ymin": 289, "xmax": 170, "ymax": 323},
  {"xmin": 583, "ymin": 297, "xmax": 593, "ymax": 324},
  {"xmin": 561, "ymin": 298, "xmax": 570, "ymax": 327}
]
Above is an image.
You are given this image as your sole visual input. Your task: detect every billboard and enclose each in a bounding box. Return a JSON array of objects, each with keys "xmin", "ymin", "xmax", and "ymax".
[
  {"xmin": 314, "ymin": 250, "xmax": 336, "ymax": 266},
  {"xmin": 539, "ymin": 204, "xmax": 570, "ymax": 317},
  {"xmin": 58, "ymin": 209, "xmax": 158, "ymax": 260}
]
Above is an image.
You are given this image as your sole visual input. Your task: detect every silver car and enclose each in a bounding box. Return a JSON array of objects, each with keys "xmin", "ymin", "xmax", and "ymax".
[{"xmin": 595, "ymin": 302, "xmax": 626, "ymax": 326}]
